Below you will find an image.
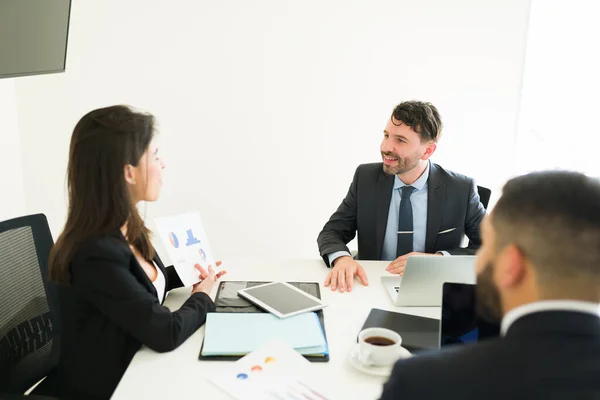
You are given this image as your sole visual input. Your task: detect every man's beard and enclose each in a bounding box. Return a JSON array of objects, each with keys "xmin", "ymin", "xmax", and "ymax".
[
  {"xmin": 475, "ymin": 261, "xmax": 504, "ymax": 324},
  {"xmin": 381, "ymin": 151, "xmax": 421, "ymax": 175}
]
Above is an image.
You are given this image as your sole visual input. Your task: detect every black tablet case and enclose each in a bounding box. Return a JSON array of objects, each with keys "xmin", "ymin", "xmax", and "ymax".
[
  {"xmin": 198, "ymin": 281, "xmax": 330, "ymax": 362},
  {"xmin": 359, "ymin": 308, "xmax": 440, "ymax": 352}
]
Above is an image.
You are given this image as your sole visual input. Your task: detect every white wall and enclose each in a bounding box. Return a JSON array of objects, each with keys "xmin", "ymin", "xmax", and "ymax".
[
  {"xmin": 14, "ymin": 0, "xmax": 531, "ymax": 261},
  {"xmin": 0, "ymin": 79, "xmax": 25, "ymax": 222},
  {"xmin": 515, "ymin": 0, "xmax": 600, "ymax": 177}
]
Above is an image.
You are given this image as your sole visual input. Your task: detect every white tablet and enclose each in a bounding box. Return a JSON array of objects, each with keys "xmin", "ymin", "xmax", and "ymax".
[{"xmin": 237, "ymin": 282, "xmax": 327, "ymax": 318}]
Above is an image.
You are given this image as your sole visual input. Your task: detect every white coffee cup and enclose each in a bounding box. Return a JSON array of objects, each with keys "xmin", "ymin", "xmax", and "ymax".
[{"xmin": 357, "ymin": 327, "xmax": 403, "ymax": 367}]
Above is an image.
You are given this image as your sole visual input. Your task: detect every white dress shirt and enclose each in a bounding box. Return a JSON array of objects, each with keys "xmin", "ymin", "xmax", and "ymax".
[
  {"xmin": 380, "ymin": 164, "xmax": 429, "ymax": 260},
  {"xmin": 328, "ymin": 161, "xmax": 432, "ymax": 265},
  {"xmin": 501, "ymin": 300, "xmax": 600, "ymax": 336},
  {"xmin": 151, "ymin": 261, "xmax": 166, "ymax": 304}
]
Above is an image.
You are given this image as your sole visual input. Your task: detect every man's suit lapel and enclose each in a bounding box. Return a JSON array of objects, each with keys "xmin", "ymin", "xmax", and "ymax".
[
  {"xmin": 376, "ymin": 171, "xmax": 395, "ymax": 259},
  {"xmin": 425, "ymin": 163, "xmax": 445, "ymax": 253}
]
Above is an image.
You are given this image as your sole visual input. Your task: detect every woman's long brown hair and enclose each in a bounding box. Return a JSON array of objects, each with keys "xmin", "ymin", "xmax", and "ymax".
[{"xmin": 49, "ymin": 105, "xmax": 155, "ymax": 285}]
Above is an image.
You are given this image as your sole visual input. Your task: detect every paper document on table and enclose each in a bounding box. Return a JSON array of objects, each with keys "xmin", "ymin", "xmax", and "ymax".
[
  {"xmin": 209, "ymin": 339, "xmax": 332, "ymax": 400},
  {"xmin": 154, "ymin": 211, "xmax": 217, "ymax": 286}
]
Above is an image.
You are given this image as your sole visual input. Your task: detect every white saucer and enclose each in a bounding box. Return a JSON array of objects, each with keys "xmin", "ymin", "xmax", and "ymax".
[{"xmin": 348, "ymin": 343, "xmax": 412, "ymax": 377}]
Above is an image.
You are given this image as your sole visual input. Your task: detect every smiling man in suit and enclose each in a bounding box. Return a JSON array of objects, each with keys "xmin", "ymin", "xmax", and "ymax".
[
  {"xmin": 317, "ymin": 100, "xmax": 486, "ymax": 293},
  {"xmin": 379, "ymin": 170, "xmax": 600, "ymax": 399}
]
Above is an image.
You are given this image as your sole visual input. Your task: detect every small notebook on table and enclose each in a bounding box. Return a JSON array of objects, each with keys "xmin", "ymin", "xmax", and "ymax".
[{"xmin": 199, "ymin": 281, "xmax": 330, "ymax": 362}]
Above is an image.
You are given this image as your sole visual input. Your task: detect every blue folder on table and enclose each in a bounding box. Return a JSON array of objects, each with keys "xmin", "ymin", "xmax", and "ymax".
[{"xmin": 201, "ymin": 312, "xmax": 328, "ymax": 356}]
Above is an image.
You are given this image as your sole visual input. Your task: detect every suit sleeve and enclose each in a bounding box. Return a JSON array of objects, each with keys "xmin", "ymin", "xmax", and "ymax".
[
  {"xmin": 71, "ymin": 245, "xmax": 216, "ymax": 353},
  {"xmin": 316, "ymin": 167, "xmax": 360, "ymax": 267},
  {"xmin": 379, "ymin": 359, "xmax": 414, "ymax": 400},
  {"xmin": 446, "ymin": 179, "xmax": 485, "ymax": 256}
]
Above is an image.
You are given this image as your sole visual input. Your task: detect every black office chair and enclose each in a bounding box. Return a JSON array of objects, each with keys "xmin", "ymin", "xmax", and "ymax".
[
  {"xmin": 466, "ymin": 185, "xmax": 492, "ymax": 249},
  {"xmin": 477, "ymin": 185, "xmax": 492, "ymax": 210},
  {"xmin": 0, "ymin": 214, "xmax": 61, "ymax": 398}
]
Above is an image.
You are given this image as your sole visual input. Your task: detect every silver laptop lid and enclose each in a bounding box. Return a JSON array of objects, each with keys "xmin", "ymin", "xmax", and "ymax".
[{"xmin": 395, "ymin": 255, "xmax": 476, "ymax": 306}]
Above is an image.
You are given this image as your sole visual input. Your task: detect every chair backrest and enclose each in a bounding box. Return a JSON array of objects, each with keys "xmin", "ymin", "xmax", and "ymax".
[
  {"xmin": 467, "ymin": 186, "xmax": 492, "ymax": 249},
  {"xmin": 477, "ymin": 185, "xmax": 492, "ymax": 210},
  {"xmin": 0, "ymin": 214, "xmax": 60, "ymax": 394}
]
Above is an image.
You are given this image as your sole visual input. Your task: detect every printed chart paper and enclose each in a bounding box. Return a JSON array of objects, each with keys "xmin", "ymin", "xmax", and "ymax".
[
  {"xmin": 155, "ymin": 211, "xmax": 217, "ymax": 286},
  {"xmin": 209, "ymin": 339, "xmax": 331, "ymax": 400}
]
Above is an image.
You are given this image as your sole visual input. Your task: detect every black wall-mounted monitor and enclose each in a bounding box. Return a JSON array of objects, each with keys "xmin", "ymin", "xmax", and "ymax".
[{"xmin": 0, "ymin": 0, "xmax": 72, "ymax": 79}]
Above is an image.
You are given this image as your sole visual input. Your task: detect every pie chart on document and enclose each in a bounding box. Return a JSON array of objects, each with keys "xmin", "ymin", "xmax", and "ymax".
[{"xmin": 198, "ymin": 248, "xmax": 207, "ymax": 262}]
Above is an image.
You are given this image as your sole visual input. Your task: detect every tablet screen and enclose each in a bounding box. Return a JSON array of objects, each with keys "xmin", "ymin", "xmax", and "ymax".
[
  {"xmin": 242, "ymin": 282, "xmax": 323, "ymax": 315},
  {"xmin": 440, "ymin": 282, "xmax": 500, "ymax": 347}
]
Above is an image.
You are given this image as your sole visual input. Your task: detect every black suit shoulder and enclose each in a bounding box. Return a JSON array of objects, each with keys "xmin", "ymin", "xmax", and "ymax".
[
  {"xmin": 356, "ymin": 162, "xmax": 475, "ymax": 189},
  {"xmin": 354, "ymin": 162, "xmax": 387, "ymax": 191},
  {"xmin": 381, "ymin": 341, "xmax": 506, "ymax": 398},
  {"xmin": 71, "ymin": 234, "xmax": 184, "ymax": 291},
  {"xmin": 71, "ymin": 233, "xmax": 130, "ymax": 265},
  {"xmin": 355, "ymin": 162, "xmax": 385, "ymax": 176},
  {"xmin": 381, "ymin": 322, "xmax": 600, "ymax": 400},
  {"xmin": 431, "ymin": 162, "xmax": 475, "ymax": 187}
]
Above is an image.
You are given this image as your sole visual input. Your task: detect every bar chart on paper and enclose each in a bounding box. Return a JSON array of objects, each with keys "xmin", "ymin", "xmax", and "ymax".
[{"xmin": 155, "ymin": 211, "xmax": 218, "ymax": 286}]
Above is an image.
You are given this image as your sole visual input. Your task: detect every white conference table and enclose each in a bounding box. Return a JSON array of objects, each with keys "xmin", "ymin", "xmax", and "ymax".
[{"xmin": 112, "ymin": 258, "xmax": 441, "ymax": 400}]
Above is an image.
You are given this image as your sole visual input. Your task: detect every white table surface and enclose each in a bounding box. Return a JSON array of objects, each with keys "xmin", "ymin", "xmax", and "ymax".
[{"xmin": 111, "ymin": 258, "xmax": 440, "ymax": 400}]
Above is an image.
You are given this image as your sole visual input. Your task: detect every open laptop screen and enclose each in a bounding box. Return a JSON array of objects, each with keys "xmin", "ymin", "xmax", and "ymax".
[{"xmin": 440, "ymin": 282, "xmax": 500, "ymax": 347}]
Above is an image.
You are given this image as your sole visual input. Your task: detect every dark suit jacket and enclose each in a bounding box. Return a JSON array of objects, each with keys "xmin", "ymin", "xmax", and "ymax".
[
  {"xmin": 55, "ymin": 233, "xmax": 216, "ymax": 400},
  {"xmin": 317, "ymin": 162, "xmax": 485, "ymax": 266},
  {"xmin": 380, "ymin": 311, "xmax": 600, "ymax": 400}
]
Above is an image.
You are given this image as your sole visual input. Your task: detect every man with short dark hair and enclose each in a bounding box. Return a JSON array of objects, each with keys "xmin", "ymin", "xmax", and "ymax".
[
  {"xmin": 317, "ymin": 100, "xmax": 485, "ymax": 293},
  {"xmin": 380, "ymin": 170, "xmax": 600, "ymax": 400}
]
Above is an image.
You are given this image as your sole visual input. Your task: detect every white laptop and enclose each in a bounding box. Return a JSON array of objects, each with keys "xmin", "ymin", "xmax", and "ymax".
[{"xmin": 381, "ymin": 255, "xmax": 476, "ymax": 306}]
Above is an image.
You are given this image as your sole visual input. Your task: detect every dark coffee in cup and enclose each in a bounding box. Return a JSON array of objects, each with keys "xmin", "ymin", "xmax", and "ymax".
[{"xmin": 364, "ymin": 336, "xmax": 396, "ymax": 346}]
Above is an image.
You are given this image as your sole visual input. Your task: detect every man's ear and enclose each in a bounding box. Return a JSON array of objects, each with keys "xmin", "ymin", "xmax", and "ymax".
[
  {"xmin": 124, "ymin": 164, "xmax": 137, "ymax": 185},
  {"xmin": 496, "ymin": 244, "xmax": 527, "ymax": 289},
  {"xmin": 421, "ymin": 142, "xmax": 437, "ymax": 160}
]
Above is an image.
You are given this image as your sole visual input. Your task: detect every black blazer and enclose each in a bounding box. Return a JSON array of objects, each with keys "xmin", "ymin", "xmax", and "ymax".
[
  {"xmin": 380, "ymin": 311, "xmax": 600, "ymax": 400},
  {"xmin": 55, "ymin": 233, "xmax": 216, "ymax": 400},
  {"xmin": 317, "ymin": 162, "xmax": 485, "ymax": 266}
]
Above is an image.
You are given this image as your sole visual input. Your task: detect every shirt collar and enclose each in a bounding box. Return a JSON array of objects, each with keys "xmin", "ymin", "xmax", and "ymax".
[
  {"xmin": 501, "ymin": 300, "xmax": 600, "ymax": 336},
  {"xmin": 393, "ymin": 161, "xmax": 430, "ymax": 191}
]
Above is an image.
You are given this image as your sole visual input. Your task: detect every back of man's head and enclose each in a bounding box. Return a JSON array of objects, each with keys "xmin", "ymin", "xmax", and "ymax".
[{"xmin": 491, "ymin": 171, "xmax": 600, "ymax": 301}]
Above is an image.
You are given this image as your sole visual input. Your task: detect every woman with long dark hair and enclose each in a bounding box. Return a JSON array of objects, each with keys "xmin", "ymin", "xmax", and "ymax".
[{"xmin": 49, "ymin": 105, "xmax": 225, "ymax": 399}]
